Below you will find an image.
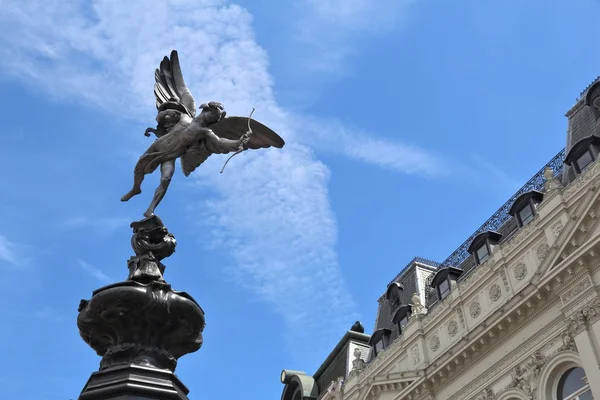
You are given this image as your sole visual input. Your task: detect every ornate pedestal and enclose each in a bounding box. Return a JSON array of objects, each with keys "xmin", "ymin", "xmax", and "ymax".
[{"xmin": 77, "ymin": 216, "xmax": 205, "ymax": 400}]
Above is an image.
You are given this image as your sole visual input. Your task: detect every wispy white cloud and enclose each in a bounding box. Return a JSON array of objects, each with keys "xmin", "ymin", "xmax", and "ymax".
[
  {"xmin": 77, "ymin": 259, "xmax": 113, "ymax": 284},
  {"xmin": 0, "ymin": 235, "xmax": 18, "ymax": 266},
  {"xmin": 0, "ymin": 0, "xmax": 436, "ymax": 355},
  {"xmin": 301, "ymin": 116, "xmax": 450, "ymax": 177}
]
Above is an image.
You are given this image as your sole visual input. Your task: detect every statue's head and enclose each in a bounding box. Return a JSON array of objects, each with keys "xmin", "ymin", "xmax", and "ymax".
[
  {"xmin": 156, "ymin": 109, "xmax": 182, "ymax": 126},
  {"xmin": 199, "ymin": 101, "xmax": 226, "ymax": 125},
  {"xmin": 158, "ymin": 96, "xmax": 191, "ymax": 117}
]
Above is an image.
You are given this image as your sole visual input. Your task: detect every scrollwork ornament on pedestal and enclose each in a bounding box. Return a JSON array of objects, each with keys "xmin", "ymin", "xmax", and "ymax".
[{"xmin": 127, "ymin": 215, "xmax": 176, "ymax": 283}]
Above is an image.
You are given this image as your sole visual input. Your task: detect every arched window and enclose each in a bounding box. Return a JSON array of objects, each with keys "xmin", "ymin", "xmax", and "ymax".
[
  {"xmin": 556, "ymin": 367, "xmax": 592, "ymax": 400},
  {"xmin": 467, "ymin": 231, "xmax": 502, "ymax": 266},
  {"xmin": 564, "ymin": 135, "xmax": 600, "ymax": 175},
  {"xmin": 508, "ymin": 190, "xmax": 544, "ymax": 228},
  {"xmin": 429, "ymin": 267, "xmax": 462, "ymax": 301}
]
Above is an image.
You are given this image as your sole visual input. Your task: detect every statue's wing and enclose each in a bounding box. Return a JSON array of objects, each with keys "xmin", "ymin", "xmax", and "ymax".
[
  {"xmin": 180, "ymin": 140, "xmax": 212, "ymax": 177},
  {"xmin": 209, "ymin": 116, "xmax": 285, "ymax": 150},
  {"xmin": 154, "ymin": 50, "xmax": 196, "ymax": 118}
]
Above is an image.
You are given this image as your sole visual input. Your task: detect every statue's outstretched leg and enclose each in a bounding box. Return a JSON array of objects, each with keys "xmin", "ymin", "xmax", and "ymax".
[
  {"xmin": 121, "ymin": 163, "xmax": 146, "ymax": 202},
  {"xmin": 144, "ymin": 159, "xmax": 175, "ymax": 218}
]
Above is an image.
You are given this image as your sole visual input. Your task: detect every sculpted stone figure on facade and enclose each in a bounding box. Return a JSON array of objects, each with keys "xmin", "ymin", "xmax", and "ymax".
[
  {"xmin": 544, "ymin": 166, "xmax": 562, "ymax": 191},
  {"xmin": 508, "ymin": 364, "xmax": 531, "ymax": 395},
  {"xmin": 558, "ymin": 330, "xmax": 577, "ymax": 352},
  {"xmin": 352, "ymin": 348, "xmax": 365, "ymax": 372},
  {"xmin": 411, "ymin": 293, "xmax": 427, "ymax": 316}
]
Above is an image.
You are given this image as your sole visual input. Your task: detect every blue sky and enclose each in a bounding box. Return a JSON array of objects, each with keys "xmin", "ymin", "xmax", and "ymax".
[{"xmin": 0, "ymin": 0, "xmax": 599, "ymax": 399}]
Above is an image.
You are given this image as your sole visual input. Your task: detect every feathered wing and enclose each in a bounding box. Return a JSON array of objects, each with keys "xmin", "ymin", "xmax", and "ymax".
[
  {"xmin": 180, "ymin": 116, "xmax": 285, "ymax": 176},
  {"xmin": 154, "ymin": 50, "xmax": 196, "ymax": 118},
  {"xmin": 209, "ymin": 116, "xmax": 285, "ymax": 150},
  {"xmin": 180, "ymin": 140, "xmax": 211, "ymax": 177}
]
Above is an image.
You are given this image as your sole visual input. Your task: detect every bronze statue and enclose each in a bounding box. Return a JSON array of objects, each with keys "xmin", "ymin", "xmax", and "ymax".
[{"xmin": 121, "ymin": 50, "xmax": 285, "ymax": 217}]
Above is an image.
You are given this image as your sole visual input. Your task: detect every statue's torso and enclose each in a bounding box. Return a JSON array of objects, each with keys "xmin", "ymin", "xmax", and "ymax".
[{"xmin": 155, "ymin": 119, "xmax": 208, "ymax": 152}]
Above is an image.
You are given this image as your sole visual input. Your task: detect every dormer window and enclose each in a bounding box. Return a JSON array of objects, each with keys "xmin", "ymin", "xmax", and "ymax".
[
  {"xmin": 468, "ymin": 231, "xmax": 502, "ymax": 265},
  {"xmin": 564, "ymin": 135, "xmax": 600, "ymax": 175},
  {"xmin": 392, "ymin": 305, "xmax": 412, "ymax": 334},
  {"xmin": 577, "ymin": 150, "xmax": 594, "ymax": 172},
  {"xmin": 509, "ymin": 190, "xmax": 544, "ymax": 228},
  {"xmin": 385, "ymin": 282, "xmax": 404, "ymax": 309},
  {"xmin": 368, "ymin": 329, "xmax": 391, "ymax": 358},
  {"xmin": 476, "ymin": 244, "xmax": 490, "ymax": 264},
  {"xmin": 518, "ymin": 204, "xmax": 534, "ymax": 226},
  {"xmin": 429, "ymin": 267, "xmax": 463, "ymax": 301},
  {"xmin": 438, "ymin": 279, "xmax": 450, "ymax": 299}
]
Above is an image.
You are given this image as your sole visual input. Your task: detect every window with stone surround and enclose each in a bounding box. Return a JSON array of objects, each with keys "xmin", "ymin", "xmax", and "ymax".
[
  {"xmin": 468, "ymin": 231, "xmax": 502, "ymax": 266},
  {"xmin": 509, "ymin": 190, "xmax": 544, "ymax": 228},
  {"xmin": 564, "ymin": 135, "xmax": 600, "ymax": 175},
  {"xmin": 392, "ymin": 305, "xmax": 412, "ymax": 334},
  {"xmin": 429, "ymin": 267, "xmax": 462, "ymax": 301},
  {"xmin": 368, "ymin": 329, "xmax": 391, "ymax": 359},
  {"xmin": 556, "ymin": 367, "xmax": 592, "ymax": 400}
]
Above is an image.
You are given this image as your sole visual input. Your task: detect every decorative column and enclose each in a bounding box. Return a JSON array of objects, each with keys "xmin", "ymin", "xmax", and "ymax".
[
  {"xmin": 77, "ymin": 215, "xmax": 206, "ymax": 400},
  {"xmin": 567, "ymin": 299, "xmax": 600, "ymax": 398}
]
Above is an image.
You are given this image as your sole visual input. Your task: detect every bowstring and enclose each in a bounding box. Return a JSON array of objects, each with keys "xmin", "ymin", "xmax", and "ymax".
[{"xmin": 219, "ymin": 108, "xmax": 255, "ymax": 174}]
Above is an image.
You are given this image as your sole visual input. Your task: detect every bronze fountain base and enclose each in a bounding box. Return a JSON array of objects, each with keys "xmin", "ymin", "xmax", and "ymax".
[{"xmin": 77, "ymin": 216, "xmax": 205, "ymax": 400}]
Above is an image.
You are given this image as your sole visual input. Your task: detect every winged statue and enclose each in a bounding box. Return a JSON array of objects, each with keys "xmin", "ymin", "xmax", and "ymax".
[{"xmin": 121, "ymin": 50, "xmax": 285, "ymax": 218}]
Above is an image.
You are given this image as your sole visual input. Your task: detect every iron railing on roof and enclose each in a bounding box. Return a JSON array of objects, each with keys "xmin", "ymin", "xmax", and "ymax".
[
  {"xmin": 439, "ymin": 148, "xmax": 566, "ymax": 268},
  {"xmin": 579, "ymin": 76, "xmax": 600, "ymax": 99}
]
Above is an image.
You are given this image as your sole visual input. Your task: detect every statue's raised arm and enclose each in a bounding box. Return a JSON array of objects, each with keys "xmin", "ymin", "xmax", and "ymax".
[{"xmin": 120, "ymin": 50, "xmax": 285, "ymax": 218}]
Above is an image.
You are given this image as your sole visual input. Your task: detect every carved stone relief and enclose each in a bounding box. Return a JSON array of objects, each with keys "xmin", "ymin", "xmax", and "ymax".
[
  {"xmin": 536, "ymin": 243, "xmax": 550, "ymax": 262},
  {"xmin": 470, "ymin": 301, "xmax": 481, "ymax": 319},
  {"xmin": 505, "ymin": 351, "xmax": 547, "ymax": 398},
  {"xmin": 499, "ymin": 268, "xmax": 510, "ymax": 292},
  {"xmin": 430, "ymin": 334, "xmax": 440, "ymax": 352},
  {"xmin": 489, "ymin": 284, "xmax": 501, "ymax": 302},
  {"xmin": 474, "ymin": 387, "xmax": 496, "ymax": 400},
  {"xmin": 447, "ymin": 320, "xmax": 458, "ymax": 337},
  {"xmin": 514, "ymin": 263, "xmax": 527, "ymax": 281},
  {"xmin": 558, "ymin": 330, "xmax": 577, "ymax": 352},
  {"xmin": 457, "ymin": 307, "xmax": 466, "ymax": 328},
  {"xmin": 411, "ymin": 345, "xmax": 420, "ymax": 364},
  {"xmin": 561, "ymin": 277, "xmax": 592, "ymax": 304},
  {"xmin": 553, "ymin": 221, "xmax": 564, "ymax": 238}
]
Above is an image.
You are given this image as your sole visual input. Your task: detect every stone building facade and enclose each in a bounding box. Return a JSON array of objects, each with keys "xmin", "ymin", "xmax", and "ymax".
[{"xmin": 280, "ymin": 78, "xmax": 600, "ymax": 400}]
